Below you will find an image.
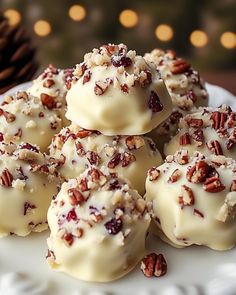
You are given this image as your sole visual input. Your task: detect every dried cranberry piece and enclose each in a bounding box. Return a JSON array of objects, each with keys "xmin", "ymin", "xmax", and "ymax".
[
  {"xmin": 111, "ymin": 55, "xmax": 132, "ymax": 68},
  {"xmin": 148, "ymin": 91, "xmax": 163, "ymax": 113},
  {"xmin": 67, "ymin": 208, "xmax": 78, "ymax": 222},
  {"xmin": 104, "ymin": 217, "xmax": 122, "ymax": 235},
  {"xmin": 0, "ymin": 132, "xmax": 4, "ymax": 142}
]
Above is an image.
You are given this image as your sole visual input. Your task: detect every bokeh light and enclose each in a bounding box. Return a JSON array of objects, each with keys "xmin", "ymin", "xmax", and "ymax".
[
  {"xmin": 190, "ymin": 30, "xmax": 208, "ymax": 47},
  {"xmin": 220, "ymin": 32, "xmax": 236, "ymax": 49},
  {"xmin": 34, "ymin": 20, "xmax": 51, "ymax": 37},
  {"xmin": 4, "ymin": 9, "xmax": 21, "ymax": 26},
  {"xmin": 155, "ymin": 24, "xmax": 174, "ymax": 42},
  {"xmin": 68, "ymin": 5, "xmax": 86, "ymax": 22},
  {"xmin": 119, "ymin": 9, "xmax": 138, "ymax": 28}
]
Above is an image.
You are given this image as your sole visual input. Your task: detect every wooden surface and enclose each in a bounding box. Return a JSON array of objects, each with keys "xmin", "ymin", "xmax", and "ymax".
[{"xmin": 202, "ymin": 71, "xmax": 236, "ymax": 96}]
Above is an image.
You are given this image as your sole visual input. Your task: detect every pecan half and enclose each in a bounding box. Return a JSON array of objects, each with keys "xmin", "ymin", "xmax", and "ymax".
[
  {"xmin": 179, "ymin": 133, "xmax": 191, "ymax": 145},
  {"xmin": 171, "ymin": 59, "xmax": 190, "ymax": 74},
  {"xmin": 141, "ymin": 253, "xmax": 167, "ymax": 278},
  {"xmin": 0, "ymin": 168, "xmax": 13, "ymax": 187},
  {"xmin": 204, "ymin": 176, "xmax": 225, "ymax": 193},
  {"xmin": 178, "ymin": 185, "xmax": 194, "ymax": 207}
]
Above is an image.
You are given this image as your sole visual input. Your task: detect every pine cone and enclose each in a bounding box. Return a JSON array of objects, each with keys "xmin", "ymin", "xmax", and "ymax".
[{"xmin": 0, "ymin": 14, "xmax": 38, "ymax": 94}]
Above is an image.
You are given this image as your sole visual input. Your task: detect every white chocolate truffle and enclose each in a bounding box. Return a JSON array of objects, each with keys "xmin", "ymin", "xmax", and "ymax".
[
  {"xmin": 0, "ymin": 142, "xmax": 59, "ymax": 237},
  {"xmin": 165, "ymin": 105, "xmax": 236, "ymax": 158},
  {"xmin": 66, "ymin": 44, "xmax": 172, "ymax": 135},
  {"xmin": 145, "ymin": 150, "xmax": 236, "ymax": 250},
  {"xmin": 0, "ymin": 91, "xmax": 62, "ymax": 152},
  {"xmin": 49, "ymin": 123, "xmax": 162, "ymax": 194},
  {"xmin": 47, "ymin": 167, "xmax": 151, "ymax": 282},
  {"xmin": 145, "ymin": 49, "xmax": 208, "ymax": 149},
  {"xmin": 28, "ymin": 64, "xmax": 73, "ymax": 126}
]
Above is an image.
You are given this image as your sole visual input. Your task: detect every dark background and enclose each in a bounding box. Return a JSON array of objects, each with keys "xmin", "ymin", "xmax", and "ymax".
[{"xmin": 2, "ymin": 0, "xmax": 236, "ymax": 94}]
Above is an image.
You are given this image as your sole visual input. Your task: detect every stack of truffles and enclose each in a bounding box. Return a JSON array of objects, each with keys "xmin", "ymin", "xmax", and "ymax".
[
  {"xmin": 0, "ymin": 43, "xmax": 235, "ymax": 283},
  {"xmin": 46, "ymin": 43, "xmax": 172, "ymax": 281}
]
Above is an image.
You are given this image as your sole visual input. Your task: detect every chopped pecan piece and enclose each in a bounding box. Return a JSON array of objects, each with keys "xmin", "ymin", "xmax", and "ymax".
[
  {"xmin": 193, "ymin": 209, "xmax": 204, "ymax": 218},
  {"xmin": 179, "ymin": 133, "xmax": 191, "ymax": 145},
  {"xmin": 108, "ymin": 153, "xmax": 121, "ymax": 169},
  {"xmin": 79, "ymin": 178, "xmax": 89, "ymax": 192},
  {"xmin": 207, "ymin": 140, "xmax": 223, "ymax": 156},
  {"xmin": 86, "ymin": 151, "xmax": 101, "ymax": 165},
  {"xmin": 175, "ymin": 150, "xmax": 189, "ymax": 165},
  {"xmin": 24, "ymin": 202, "xmax": 36, "ymax": 215},
  {"xmin": 121, "ymin": 152, "xmax": 136, "ymax": 167},
  {"xmin": 148, "ymin": 167, "xmax": 160, "ymax": 181},
  {"xmin": 68, "ymin": 188, "xmax": 85, "ymax": 206},
  {"xmin": 43, "ymin": 79, "xmax": 55, "ymax": 88},
  {"xmin": 76, "ymin": 129, "xmax": 92, "ymax": 138},
  {"xmin": 185, "ymin": 117, "xmax": 203, "ymax": 128},
  {"xmin": 204, "ymin": 176, "xmax": 225, "ymax": 193},
  {"xmin": 178, "ymin": 185, "xmax": 194, "ymax": 207},
  {"xmin": 125, "ymin": 136, "xmax": 145, "ymax": 150},
  {"xmin": 94, "ymin": 80, "xmax": 108, "ymax": 95},
  {"xmin": 83, "ymin": 70, "xmax": 91, "ymax": 84},
  {"xmin": 191, "ymin": 129, "xmax": 204, "ymax": 146},
  {"xmin": 230, "ymin": 180, "xmax": 236, "ymax": 192},
  {"xmin": 0, "ymin": 168, "xmax": 13, "ymax": 187},
  {"xmin": 171, "ymin": 59, "xmax": 190, "ymax": 74},
  {"xmin": 62, "ymin": 232, "xmax": 74, "ymax": 247},
  {"xmin": 141, "ymin": 253, "xmax": 167, "ymax": 278},
  {"xmin": 168, "ymin": 169, "xmax": 182, "ymax": 183},
  {"xmin": 186, "ymin": 160, "xmax": 210, "ymax": 183},
  {"xmin": 40, "ymin": 93, "xmax": 57, "ymax": 109},
  {"xmin": 0, "ymin": 109, "xmax": 16, "ymax": 123},
  {"xmin": 66, "ymin": 208, "xmax": 78, "ymax": 222}
]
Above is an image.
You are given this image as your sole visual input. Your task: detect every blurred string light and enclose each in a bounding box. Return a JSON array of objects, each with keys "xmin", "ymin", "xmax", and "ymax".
[
  {"xmin": 119, "ymin": 9, "xmax": 138, "ymax": 28},
  {"xmin": 220, "ymin": 32, "xmax": 236, "ymax": 49},
  {"xmin": 34, "ymin": 20, "xmax": 51, "ymax": 37},
  {"xmin": 4, "ymin": 9, "xmax": 21, "ymax": 26},
  {"xmin": 155, "ymin": 24, "xmax": 173, "ymax": 42},
  {"xmin": 190, "ymin": 30, "xmax": 208, "ymax": 47},
  {"xmin": 68, "ymin": 5, "xmax": 86, "ymax": 21}
]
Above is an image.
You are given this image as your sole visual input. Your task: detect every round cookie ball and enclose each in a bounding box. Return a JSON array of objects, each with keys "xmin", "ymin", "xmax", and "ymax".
[
  {"xmin": 145, "ymin": 49, "xmax": 208, "ymax": 151},
  {"xmin": 0, "ymin": 91, "xmax": 62, "ymax": 152},
  {"xmin": 0, "ymin": 142, "xmax": 59, "ymax": 237},
  {"xmin": 47, "ymin": 167, "xmax": 151, "ymax": 282},
  {"xmin": 49, "ymin": 123, "xmax": 162, "ymax": 194},
  {"xmin": 145, "ymin": 150, "xmax": 236, "ymax": 250},
  {"xmin": 165, "ymin": 105, "xmax": 235, "ymax": 158},
  {"xmin": 28, "ymin": 64, "xmax": 73, "ymax": 127},
  {"xmin": 66, "ymin": 43, "xmax": 172, "ymax": 135}
]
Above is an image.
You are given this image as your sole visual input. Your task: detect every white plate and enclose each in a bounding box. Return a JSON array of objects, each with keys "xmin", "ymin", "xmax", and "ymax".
[{"xmin": 0, "ymin": 83, "xmax": 235, "ymax": 295}]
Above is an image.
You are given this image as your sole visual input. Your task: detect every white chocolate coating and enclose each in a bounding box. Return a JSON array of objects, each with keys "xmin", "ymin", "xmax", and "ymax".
[
  {"xmin": 0, "ymin": 142, "xmax": 59, "ymax": 237},
  {"xmin": 66, "ymin": 44, "xmax": 172, "ymax": 135},
  {"xmin": 47, "ymin": 167, "xmax": 151, "ymax": 282},
  {"xmin": 28, "ymin": 65, "xmax": 72, "ymax": 126},
  {"xmin": 0, "ymin": 92, "xmax": 62, "ymax": 152},
  {"xmin": 165, "ymin": 105, "xmax": 236, "ymax": 158},
  {"xmin": 49, "ymin": 123, "xmax": 162, "ymax": 194},
  {"xmin": 145, "ymin": 49, "xmax": 208, "ymax": 151},
  {"xmin": 145, "ymin": 150, "xmax": 236, "ymax": 250}
]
